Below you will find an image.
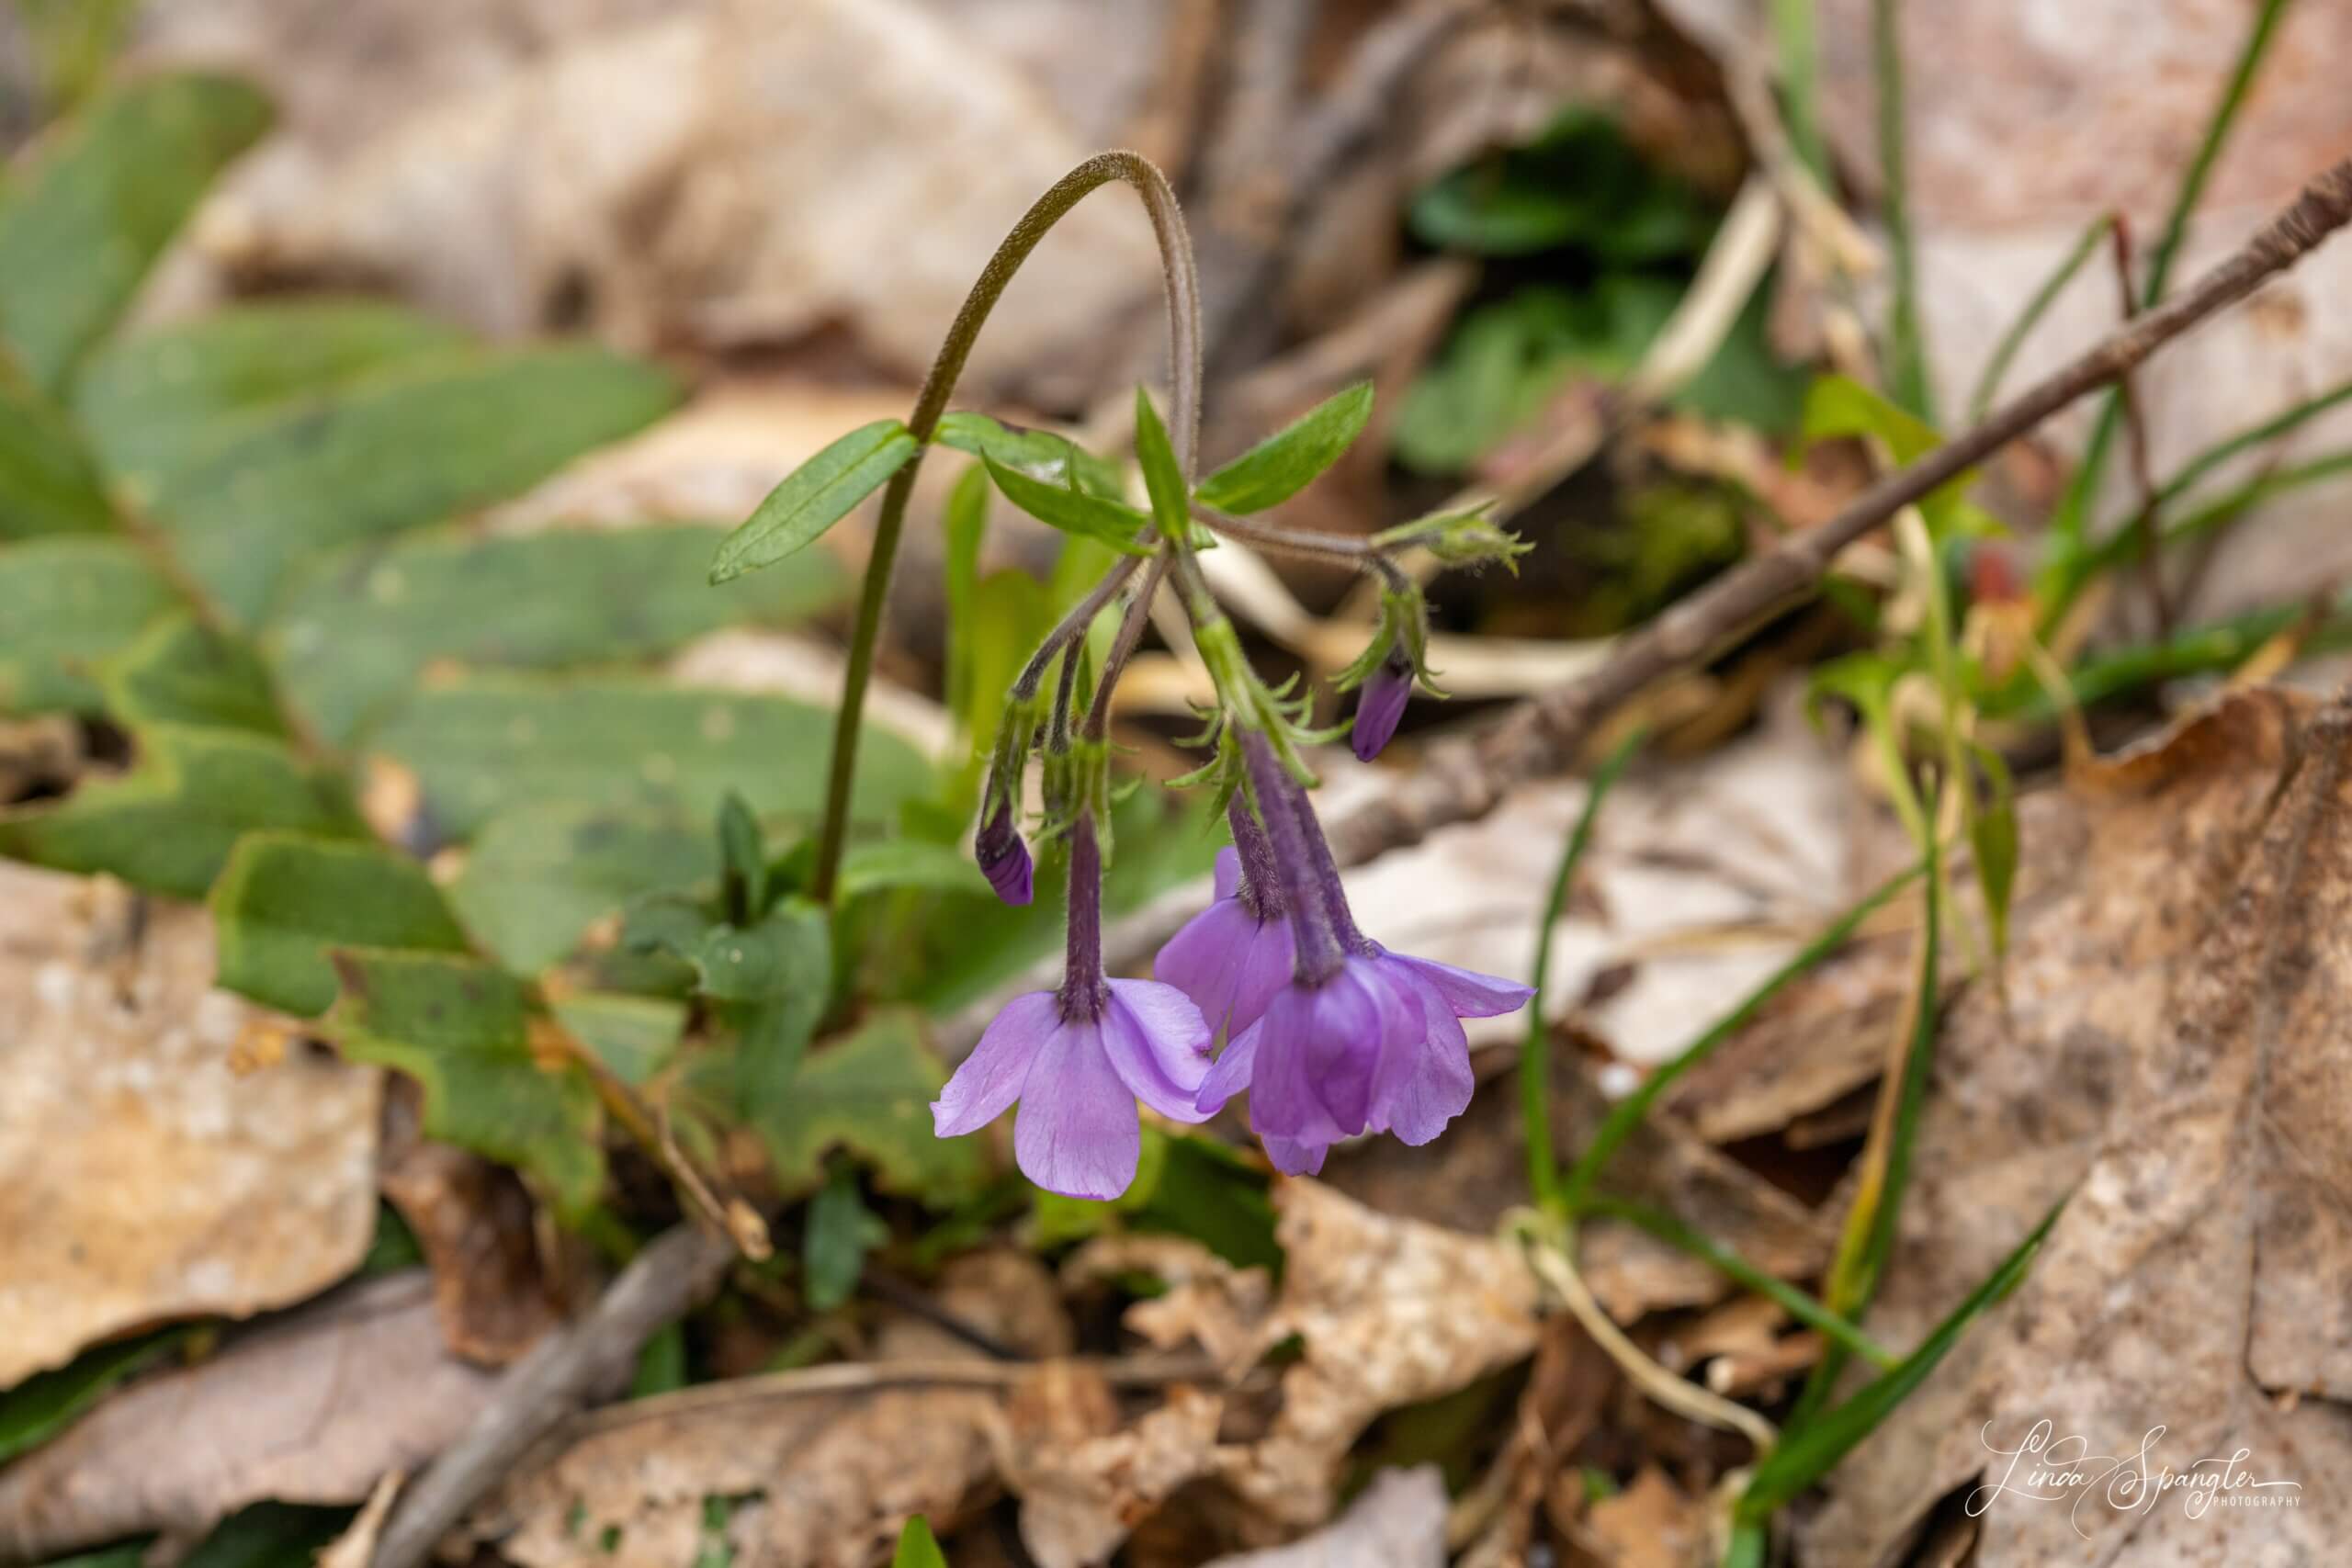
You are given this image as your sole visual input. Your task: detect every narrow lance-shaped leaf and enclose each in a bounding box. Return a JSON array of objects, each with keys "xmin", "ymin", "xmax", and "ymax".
[
  {"xmin": 979, "ymin": 455, "xmax": 1152, "ymax": 556},
  {"xmin": 709, "ymin": 419, "xmax": 919, "ymax": 583},
  {"xmin": 1132, "ymin": 387, "xmax": 1190, "ymax": 540},
  {"xmin": 933, "ymin": 411, "xmax": 1125, "ymax": 498},
  {"xmin": 1193, "ymin": 380, "xmax": 1374, "ymax": 513},
  {"xmin": 717, "ymin": 791, "xmax": 768, "ymax": 925},
  {"xmin": 892, "ymin": 1517, "xmax": 948, "ymax": 1568}
]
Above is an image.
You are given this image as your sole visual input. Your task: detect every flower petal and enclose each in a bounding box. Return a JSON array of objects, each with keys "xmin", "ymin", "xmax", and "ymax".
[
  {"xmin": 1262, "ymin": 1134, "xmax": 1330, "ymax": 1176},
  {"xmin": 1013, "ymin": 1018, "xmax": 1142, "ymax": 1200},
  {"xmin": 1212, "ymin": 846, "xmax": 1242, "ymax": 902},
  {"xmin": 1227, "ymin": 914, "xmax": 1296, "ymax": 1037},
  {"xmin": 932, "ymin": 990, "xmax": 1057, "ymax": 1137},
  {"xmin": 1250, "ymin": 976, "xmax": 1377, "ymax": 1143},
  {"xmin": 1102, "ymin": 980, "xmax": 1214, "ymax": 1123},
  {"xmin": 1196, "ymin": 1018, "xmax": 1261, "ymax": 1114},
  {"xmin": 1367, "ymin": 964, "xmax": 1475, "ymax": 1145},
  {"xmin": 1152, "ymin": 898, "xmax": 1261, "ymax": 1035},
  {"xmin": 1394, "ymin": 952, "xmax": 1534, "ymax": 1019}
]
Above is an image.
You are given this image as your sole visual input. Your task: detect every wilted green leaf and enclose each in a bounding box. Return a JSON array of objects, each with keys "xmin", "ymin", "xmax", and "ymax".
[
  {"xmin": 329, "ymin": 949, "xmax": 605, "ymax": 1216},
  {"xmin": 101, "ymin": 613, "xmax": 288, "ymax": 737},
  {"xmin": 708, "ymin": 420, "xmax": 919, "ymax": 583},
  {"xmin": 0, "ymin": 1326, "xmax": 187, "ymax": 1466},
  {"xmin": 136, "ymin": 345, "xmax": 680, "ymax": 622},
  {"xmin": 891, "ymin": 1517, "xmax": 948, "ymax": 1568},
  {"xmin": 447, "ymin": 804, "xmax": 711, "ymax": 974},
  {"xmin": 980, "ymin": 456, "xmax": 1151, "ymax": 556},
  {"xmin": 368, "ymin": 676, "xmax": 932, "ymax": 844},
  {"xmin": 209, "ymin": 832, "xmax": 469, "ymax": 1016},
  {"xmin": 1410, "ymin": 107, "xmax": 1715, "ymax": 262},
  {"xmin": 75, "ymin": 299, "xmax": 469, "ymax": 482},
  {"xmin": 804, "ymin": 1162, "xmax": 888, "ymax": 1312},
  {"xmin": 0, "ymin": 73, "xmax": 273, "ymax": 391},
  {"xmin": 0, "ymin": 536, "xmax": 175, "ymax": 714},
  {"xmin": 0, "ymin": 723, "xmax": 363, "ymax": 897},
  {"xmin": 554, "ymin": 991, "xmax": 688, "ymax": 1086},
  {"xmin": 264, "ymin": 523, "xmax": 844, "ymax": 745},
  {"xmin": 0, "ymin": 368, "xmax": 116, "ymax": 539},
  {"xmin": 933, "ymin": 411, "xmax": 1124, "ymax": 498},
  {"xmin": 1194, "ymin": 381, "xmax": 1373, "ymax": 513},
  {"xmin": 762, "ymin": 1008, "xmax": 978, "ymax": 1201},
  {"xmin": 840, "ymin": 838, "xmax": 990, "ymax": 901},
  {"xmin": 1132, "ymin": 387, "xmax": 1190, "ymax": 540}
]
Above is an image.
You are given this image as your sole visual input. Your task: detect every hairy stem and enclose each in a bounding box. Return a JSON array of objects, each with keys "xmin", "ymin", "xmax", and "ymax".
[
  {"xmin": 1081, "ymin": 550, "xmax": 1170, "ymax": 740},
  {"xmin": 811, "ymin": 151, "xmax": 1201, "ymax": 905}
]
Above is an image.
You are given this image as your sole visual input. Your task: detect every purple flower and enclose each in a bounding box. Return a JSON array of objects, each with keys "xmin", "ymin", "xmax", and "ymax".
[
  {"xmin": 934, "ymin": 810, "xmax": 1211, "ymax": 1199},
  {"xmin": 975, "ymin": 795, "xmax": 1034, "ymax": 906},
  {"xmin": 1154, "ymin": 799, "xmax": 1296, "ymax": 1038},
  {"xmin": 1350, "ymin": 646, "xmax": 1414, "ymax": 761}
]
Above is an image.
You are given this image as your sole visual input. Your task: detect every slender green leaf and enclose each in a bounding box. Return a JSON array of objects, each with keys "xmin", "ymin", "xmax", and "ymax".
[
  {"xmin": 717, "ymin": 792, "xmax": 768, "ymax": 924},
  {"xmin": 329, "ymin": 949, "xmax": 605, "ymax": 1216},
  {"xmin": 761, "ymin": 1007, "xmax": 979, "ymax": 1201},
  {"xmin": 979, "ymin": 456, "xmax": 1152, "ymax": 555},
  {"xmin": 0, "ymin": 367, "xmax": 116, "ymax": 538},
  {"xmin": 368, "ymin": 676, "xmax": 933, "ymax": 844},
  {"xmin": 804, "ymin": 1163, "xmax": 888, "ymax": 1312},
  {"xmin": 1132, "ymin": 386, "xmax": 1190, "ymax": 540},
  {"xmin": 1194, "ymin": 380, "xmax": 1373, "ymax": 513},
  {"xmin": 933, "ymin": 411, "xmax": 1124, "ymax": 497},
  {"xmin": 447, "ymin": 804, "xmax": 710, "ymax": 974},
  {"xmin": 1967, "ymin": 742, "xmax": 2018, "ymax": 961},
  {"xmin": 0, "ymin": 73, "xmax": 273, "ymax": 390},
  {"xmin": 139, "ymin": 345, "xmax": 681, "ymax": 623},
  {"xmin": 1871, "ymin": 0, "xmax": 1933, "ymax": 420},
  {"xmin": 1738, "ymin": 1198, "xmax": 2065, "ymax": 1522},
  {"xmin": 0, "ymin": 723, "xmax": 364, "ymax": 897},
  {"xmin": 709, "ymin": 420, "xmax": 919, "ymax": 582},
  {"xmin": 101, "ymin": 613, "xmax": 288, "ymax": 737},
  {"xmin": 0, "ymin": 536, "xmax": 175, "ymax": 715},
  {"xmin": 891, "ymin": 1517, "xmax": 948, "ymax": 1568},
  {"xmin": 0, "ymin": 1327, "xmax": 187, "ymax": 1465},
  {"xmin": 1965, "ymin": 211, "xmax": 2112, "ymax": 421},
  {"xmin": 2152, "ymin": 378, "xmax": 2352, "ymax": 511},
  {"xmin": 1771, "ymin": 0, "xmax": 1826, "ymax": 179},
  {"xmin": 209, "ymin": 832, "xmax": 469, "ymax": 1016},
  {"xmin": 267, "ymin": 524, "xmax": 846, "ymax": 746}
]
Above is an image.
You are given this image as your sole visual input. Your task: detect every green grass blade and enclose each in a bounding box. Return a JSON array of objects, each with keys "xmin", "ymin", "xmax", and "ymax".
[
  {"xmin": 1523, "ymin": 728, "xmax": 1645, "ymax": 1212},
  {"xmin": 2152, "ymin": 377, "xmax": 2352, "ymax": 510},
  {"xmin": 1559, "ymin": 862, "xmax": 1923, "ymax": 1211},
  {"xmin": 1964, "ymin": 211, "xmax": 2112, "ymax": 423},
  {"xmin": 1771, "ymin": 0, "xmax": 1826, "ymax": 182},
  {"xmin": 1737, "ymin": 1196, "xmax": 2065, "ymax": 1523},
  {"xmin": 1871, "ymin": 0, "xmax": 1933, "ymax": 422}
]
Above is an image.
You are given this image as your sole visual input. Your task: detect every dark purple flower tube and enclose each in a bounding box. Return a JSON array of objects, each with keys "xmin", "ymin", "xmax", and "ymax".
[
  {"xmin": 974, "ymin": 795, "xmax": 1034, "ymax": 906},
  {"xmin": 1350, "ymin": 645, "xmax": 1414, "ymax": 761}
]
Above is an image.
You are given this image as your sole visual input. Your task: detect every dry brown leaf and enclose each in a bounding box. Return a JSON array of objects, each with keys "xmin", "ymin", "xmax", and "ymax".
[
  {"xmin": 1062, "ymin": 1234, "xmax": 1273, "ymax": 1370},
  {"xmin": 0, "ymin": 862, "xmax": 380, "ymax": 1386},
  {"xmin": 1005, "ymin": 1382, "xmax": 1226, "ymax": 1568},
  {"xmin": 1587, "ymin": 1465, "xmax": 1704, "ymax": 1568},
  {"xmin": 1203, "ymin": 1464, "xmax": 1451, "ymax": 1568},
  {"xmin": 317, "ymin": 1470, "xmax": 405, "ymax": 1568},
  {"xmin": 1804, "ymin": 688, "xmax": 2352, "ymax": 1566},
  {"xmin": 0, "ymin": 1272, "xmax": 499, "ymax": 1561}
]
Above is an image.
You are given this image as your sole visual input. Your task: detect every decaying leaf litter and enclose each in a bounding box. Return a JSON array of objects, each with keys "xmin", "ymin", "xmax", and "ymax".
[{"xmin": 6, "ymin": 2, "xmax": 2352, "ymax": 1566}]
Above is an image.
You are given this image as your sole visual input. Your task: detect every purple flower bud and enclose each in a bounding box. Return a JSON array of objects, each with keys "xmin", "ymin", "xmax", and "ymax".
[
  {"xmin": 975, "ymin": 798, "xmax": 1033, "ymax": 906},
  {"xmin": 1351, "ymin": 648, "xmax": 1414, "ymax": 762}
]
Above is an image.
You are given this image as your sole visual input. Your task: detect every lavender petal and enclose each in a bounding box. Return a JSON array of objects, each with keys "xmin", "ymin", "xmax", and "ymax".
[
  {"xmin": 1101, "ymin": 979, "xmax": 1215, "ymax": 1123},
  {"xmin": 932, "ymin": 989, "xmax": 1057, "ymax": 1137},
  {"xmin": 1012, "ymin": 1018, "xmax": 1143, "ymax": 1201}
]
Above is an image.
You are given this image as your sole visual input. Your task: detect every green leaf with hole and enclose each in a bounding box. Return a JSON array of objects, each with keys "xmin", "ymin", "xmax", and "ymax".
[
  {"xmin": 447, "ymin": 804, "xmax": 711, "ymax": 974},
  {"xmin": 0, "ymin": 73, "xmax": 273, "ymax": 391},
  {"xmin": 328, "ymin": 949, "xmax": 605, "ymax": 1216},
  {"xmin": 709, "ymin": 420, "xmax": 919, "ymax": 583},
  {"xmin": 0, "ymin": 536, "xmax": 175, "ymax": 714},
  {"xmin": 136, "ymin": 345, "xmax": 680, "ymax": 623},
  {"xmin": 210, "ymin": 832, "xmax": 469, "ymax": 1016},
  {"xmin": 979, "ymin": 456, "xmax": 1151, "ymax": 556},
  {"xmin": 367, "ymin": 676, "xmax": 933, "ymax": 844},
  {"xmin": 76, "ymin": 299, "xmax": 471, "ymax": 483},
  {"xmin": 840, "ymin": 838, "xmax": 991, "ymax": 901},
  {"xmin": 762, "ymin": 1007, "xmax": 978, "ymax": 1201},
  {"xmin": 0, "ymin": 723, "xmax": 365, "ymax": 898},
  {"xmin": 265, "ymin": 523, "xmax": 845, "ymax": 745},
  {"xmin": 0, "ymin": 367, "xmax": 117, "ymax": 539},
  {"xmin": 1194, "ymin": 380, "xmax": 1373, "ymax": 513},
  {"xmin": 933, "ymin": 412, "xmax": 1125, "ymax": 498},
  {"xmin": 101, "ymin": 613, "xmax": 288, "ymax": 737},
  {"xmin": 804, "ymin": 1163, "xmax": 889, "ymax": 1312},
  {"xmin": 892, "ymin": 1517, "xmax": 948, "ymax": 1568}
]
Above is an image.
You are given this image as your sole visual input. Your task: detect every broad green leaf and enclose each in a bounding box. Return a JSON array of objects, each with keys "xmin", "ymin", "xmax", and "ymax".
[
  {"xmin": 0, "ymin": 723, "xmax": 364, "ymax": 897},
  {"xmin": 0, "ymin": 367, "xmax": 116, "ymax": 538},
  {"xmin": 682, "ymin": 901, "xmax": 831, "ymax": 1006},
  {"xmin": 209, "ymin": 832, "xmax": 469, "ymax": 1016},
  {"xmin": 554, "ymin": 991, "xmax": 688, "ymax": 1086},
  {"xmin": 368, "ymin": 676, "xmax": 933, "ymax": 844},
  {"xmin": 1194, "ymin": 381, "xmax": 1374, "ymax": 513},
  {"xmin": 0, "ymin": 1326, "xmax": 187, "ymax": 1465},
  {"xmin": 933, "ymin": 411, "xmax": 1124, "ymax": 498},
  {"xmin": 266, "ymin": 523, "xmax": 845, "ymax": 745},
  {"xmin": 75, "ymin": 299, "xmax": 470, "ymax": 482},
  {"xmin": 891, "ymin": 1517, "xmax": 948, "ymax": 1568},
  {"xmin": 1132, "ymin": 387, "xmax": 1190, "ymax": 539},
  {"xmin": 1738, "ymin": 1198, "xmax": 2064, "ymax": 1522},
  {"xmin": 139, "ymin": 345, "xmax": 680, "ymax": 622},
  {"xmin": 101, "ymin": 613, "xmax": 288, "ymax": 737},
  {"xmin": 708, "ymin": 420, "xmax": 919, "ymax": 583},
  {"xmin": 979, "ymin": 456, "xmax": 1152, "ymax": 556},
  {"xmin": 629, "ymin": 1321, "xmax": 689, "ymax": 1398},
  {"xmin": 803, "ymin": 1162, "xmax": 888, "ymax": 1311},
  {"xmin": 716, "ymin": 791, "xmax": 768, "ymax": 925},
  {"xmin": 1410, "ymin": 107, "xmax": 1715, "ymax": 262},
  {"xmin": 1800, "ymin": 374, "xmax": 1978, "ymax": 534},
  {"xmin": 0, "ymin": 73, "xmax": 273, "ymax": 391},
  {"xmin": 447, "ymin": 804, "xmax": 710, "ymax": 974},
  {"xmin": 329, "ymin": 949, "xmax": 605, "ymax": 1215},
  {"xmin": 840, "ymin": 838, "xmax": 990, "ymax": 901},
  {"xmin": 762, "ymin": 1008, "xmax": 979, "ymax": 1201},
  {"xmin": 0, "ymin": 536, "xmax": 175, "ymax": 714}
]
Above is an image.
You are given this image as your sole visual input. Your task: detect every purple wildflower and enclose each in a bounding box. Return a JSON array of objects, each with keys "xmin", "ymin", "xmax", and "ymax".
[
  {"xmin": 1192, "ymin": 732, "xmax": 1532, "ymax": 1171},
  {"xmin": 974, "ymin": 795, "xmax": 1034, "ymax": 906},
  {"xmin": 933, "ymin": 813, "xmax": 1210, "ymax": 1199},
  {"xmin": 1350, "ymin": 644, "xmax": 1414, "ymax": 761},
  {"xmin": 1152, "ymin": 801, "xmax": 1295, "ymax": 1038}
]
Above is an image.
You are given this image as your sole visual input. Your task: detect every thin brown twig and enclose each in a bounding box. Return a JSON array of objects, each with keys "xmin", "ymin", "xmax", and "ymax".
[{"xmin": 2108, "ymin": 213, "xmax": 2172, "ymax": 638}]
